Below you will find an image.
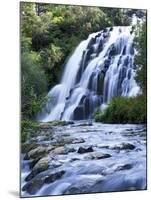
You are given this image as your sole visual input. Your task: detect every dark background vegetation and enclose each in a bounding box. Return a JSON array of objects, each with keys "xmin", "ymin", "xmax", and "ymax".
[{"xmin": 21, "ymin": 2, "xmax": 147, "ymax": 124}]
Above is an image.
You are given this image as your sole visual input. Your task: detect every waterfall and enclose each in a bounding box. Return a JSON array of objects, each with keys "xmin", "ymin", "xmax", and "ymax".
[{"xmin": 38, "ymin": 26, "xmax": 140, "ymax": 122}]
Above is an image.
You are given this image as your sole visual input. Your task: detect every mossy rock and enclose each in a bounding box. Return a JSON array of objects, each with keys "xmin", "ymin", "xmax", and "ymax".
[
  {"xmin": 47, "ymin": 120, "xmax": 74, "ymax": 126},
  {"xmin": 21, "ymin": 143, "xmax": 38, "ymax": 154}
]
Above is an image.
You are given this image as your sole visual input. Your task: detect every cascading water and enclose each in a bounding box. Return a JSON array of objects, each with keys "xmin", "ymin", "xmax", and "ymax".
[{"xmin": 38, "ymin": 26, "xmax": 140, "ymax": 122}]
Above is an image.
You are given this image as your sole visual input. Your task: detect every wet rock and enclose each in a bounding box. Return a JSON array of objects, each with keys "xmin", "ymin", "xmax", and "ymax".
[
  {"xmin": 97, "ymin": 39, "xmax": 103, "ymax": 53},
  {"xmin": 84, "ymin": 97, "xmax": 90, "ymax": 118},
  {"xmin": 45, "ymin": 170, "xmax": 65, "ymax": 184},
  {"xmin": 87, "ymin": 37, "xmax": 96, "ymax": 49},
  {"xmin": 22, "ymin": 177, "xmax": 45, "ymax": 195},
  {"xmin": 23, "ymin": 169, "xmax": 65, "ymax": 194},
  {"xmin": 21, "ymin": 143, "xmax": 38, "ymax": 154},
  {"xmin": 122, "ymin": 45, "xmax": 127, "ymax": 55},
  {"xmin": 27, "ymin": 146, "xmax": 53, "ymax": 160},
  {"xmin": 53, "ymin": 146, "xmax": 66, "ymax": 154},
  {"xmin": 89, "ymin": 152, "xmax": 111, "ymax": 160},
  {"xmin": 109, "ymin": 44, "xmax": 117, "ymax": 57},
  {"xmin": 71, "ymin": 158, "xmax": 81, "ymax": 162},
  {"xmin": 78, "ymin": 146, "xmax": 93, "ymax": 154},
  {"xmin": 53, "ymin": 138, "xmax": 73, "ymax": 147},
  {"xmin": 47, "ymin": 120, "xmax": 74, "ymax": 126},
  {"xmin": 66, "ymin": 147, "xmax": 76, "ymax": 153},
  {"xmin": 127, "ymin": 69, "xmax": 132, "ymax": 79},
  {"xmin": 73, "ymin": 106, "xmax": 85, "ymax": 120},
  {"xmin": 115, "ymin": 164, "xmax": 133, "ymax": 171},
  {"xmin": 25, "ymin": 157, "xmax": 50, "ymax": 181},
  {"xmin": 111, "ymin": 143, "xmax": 135, "ymax": 150},
  {"xmin": 72, "ymin": 138, "xmax": 85, "ymax": 144},
  {"xmin": 38, "ymin": 123, "xmax": 52, "ymax": 129},
  {"xmin": 103, "ymin": 28, "xmax": 108, "ymax": 33},
  {"xmin": 109, "ymin": 27, "xmax": 113, "ymax": 31}
]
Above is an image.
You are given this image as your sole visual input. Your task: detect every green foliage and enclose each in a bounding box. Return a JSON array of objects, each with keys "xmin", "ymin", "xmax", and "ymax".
[
  {"xmin": 21, "ymin": 51, "xmax": 47, "ymax": 118},
  {"xmin": 134, "ymin": 21, "xmax": 147, "ymax": 93},
  {"xmin": 21, "ymin": 119, "xmax": 40, "ymax": 142},
  {"xmin": 95, "ymin": 96, "xmax": 147, "ymax": 124},
  {"xmin": 20, "ymin": 2, "xmax": 134, "ymax": 120},
  {"xmin": 101, "ymin": 8, "xmax": 131, "ymax": 26}
]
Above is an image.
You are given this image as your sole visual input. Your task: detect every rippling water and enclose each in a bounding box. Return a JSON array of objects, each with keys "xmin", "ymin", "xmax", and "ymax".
[{"xmin": 21, "ymin": 122, "xmax": 147, "ymax": 197}]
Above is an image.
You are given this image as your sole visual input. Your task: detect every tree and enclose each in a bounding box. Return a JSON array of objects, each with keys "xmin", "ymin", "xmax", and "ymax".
[{"xmin": 134, "ymin": 20, "xmax": 147, "ymax": 93}]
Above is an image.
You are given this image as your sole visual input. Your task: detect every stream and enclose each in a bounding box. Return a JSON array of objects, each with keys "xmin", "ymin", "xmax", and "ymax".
[{"xmin": 21, "ymin": 122, "xmax": 147, "ymax": 197}]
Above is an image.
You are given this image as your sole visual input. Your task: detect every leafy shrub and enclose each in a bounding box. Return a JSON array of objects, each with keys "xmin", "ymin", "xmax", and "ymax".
[
  {"xmin": 21, "ymin": 51, "xmax": 47, "ymax": 118},
  {"xmin": 95, "ymin": 96, "xmax": 147, "ymax": 124}
]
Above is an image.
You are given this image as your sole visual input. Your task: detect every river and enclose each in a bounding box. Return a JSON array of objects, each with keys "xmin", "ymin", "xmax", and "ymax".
[{"xmin": 21, "ymin": 122, "xmax": 147, "ymax": 197}]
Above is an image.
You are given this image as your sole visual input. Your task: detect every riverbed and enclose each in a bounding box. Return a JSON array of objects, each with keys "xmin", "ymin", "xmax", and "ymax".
[{"xmin": 21, "ymin": 122, "xmax": 147, "ymax": 197}]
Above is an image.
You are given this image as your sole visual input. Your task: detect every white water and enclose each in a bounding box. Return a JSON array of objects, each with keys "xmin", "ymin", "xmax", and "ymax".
[
  {"xmin": 21, "ymin": 123, "xmax": 146, "ymax": 197},
  {"xmin": 39, "ymin": 26, "xmax": 140, "ymax": 122}
]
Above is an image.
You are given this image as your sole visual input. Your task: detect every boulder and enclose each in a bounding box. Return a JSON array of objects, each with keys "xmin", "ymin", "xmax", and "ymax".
[
  {"xmin": 22, "ymin": 177, "xmax": 45, "ymax": 195},
  {"xmin": 115, "ymin": 164, "xmax": 132, "ymax": 171},
  {"xmin": 72, "ymin": 138, "xmax": 85, "ymax": 144},
  {"xmin": 25, "ymin": 157, "xmax": 50, "ymax": 181},
  {"xmin": 78, "ymin": 146, "xmax": 93, "ymax": 154},
  {"xmin": 45, "ymin": 170, "xmax": 65, "ymax": 184},
  {"xmin": 111, "ymin": 143, "xmax": 135, "ymax": 150},
  {"xmin": 27, "ymin": 146, "xmax": 52, "ymax": 160},
  {"xmin": 88, "ymin": 152, "xmax": 111, "ymax": 160},
  {"xmin": 21, "ymin": 143, "xmax": 38, "ymax": 154},
  {"xmin": 53, "ymin": 146, "xmax": 68, "ymax": 155}
]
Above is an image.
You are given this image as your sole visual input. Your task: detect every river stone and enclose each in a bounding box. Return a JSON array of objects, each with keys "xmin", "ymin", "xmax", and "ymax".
[
  {"xmin": 111, "ymin": 143, "xmax": 135, "ymax": 150},
  {"xmin": 45, "ymin": 170, "xmax": 65, "ymax": 184},
  {"xmin": 27, "ymin": 146, "xmax": 53, "ymax": 160},
  {"xmin": 53, "ymin": 146, "xmax": 66, "ymax": 154},
  {"xmin": 21, "ymin": 143, "xmax": 38, "ymax": 154},
  {"xmin": 38, "ymin": 123, "xmax": 52, "ymax": 129},
  {"xmin": 78, "ymin": 146, "xmax": 93, "ymax": 154},
  {"xmin": 115, "ymin": 164, "xmax": 133, "ymax": 171},
  {"xmin": 72, "ymin": 138, "xmax": 85, "ymax": 144},
  {"xmin": 28, "ymin": 146, "xmax": 46, "ymax": 159},
  {"xmin": 85, "ymin": 152, "xmax": 111, "ymax": 160},
  {"xmin": 22, "ymin": 177, "xmax": 45, "ymax": 195},
  {"xmin": 54, "ymin": 138, "xmax": 73, "ymax": 147},
  {"xmin": 25, "ymin": 157, "xmax": 50, "ymax": 181}
]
